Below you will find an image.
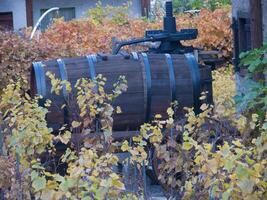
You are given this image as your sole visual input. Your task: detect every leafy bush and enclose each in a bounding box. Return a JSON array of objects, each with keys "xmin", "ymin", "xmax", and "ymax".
[
  {"xmin": 119, "ymin": 64, "xmax": 266, "ymax": 199},
  {"xmin": 41, "ymin": 7, "xmax": 232, "ymax": 57},
  {"xmin": 235, "ymin": 44, "xmax": 267, "ymax": 119},
  {"xmin": 85, "ymin": 1, "xmax": 130, "ymax": 26},
  {"xmin": 0, "ymin": 7, "xmax": 231, "ymax": 92},
  {"xmin": 0, "ymin": 75, "xmax": 129, "ymax": 199},
  {"xmin": 0, "ymin": 63, "xmax": 266, "ymax": 199},
  {"xmin": 0, "ymin": 30, "xmax": 74, "ymax": 93},
  {"xmin": 0, "ymin": 6, "xmax": 248, "ymax": 199},
  {"xmin": 173, "ymin": 0, "xmax": 231, "ymax": 11},
  {"xmin": 0, "ymin": 32, "xmax": 47, "ymax": 92}
]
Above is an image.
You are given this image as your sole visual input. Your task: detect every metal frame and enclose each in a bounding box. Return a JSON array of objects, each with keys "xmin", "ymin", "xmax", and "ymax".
[
  {"xmin": 185, "ymin": 53, "xmax": 201, "ymax": 114},
  {"xmin": 141, "ymin": 53, "xmax": 152, "ymax": 122},
  {"xmin": 32, "ymin": 61, "xmax": 46, "ymax": 96},
  {"xmin": 165, "ymin": 54, "xmax": 176, "ymax": 101}
]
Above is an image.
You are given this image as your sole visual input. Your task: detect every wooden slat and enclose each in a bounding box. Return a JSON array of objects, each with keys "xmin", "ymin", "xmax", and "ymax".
[
  {"xmin": 71, "ymin": 131, "xmax": 140, "ymax": 145},
  {"xmin": 250, "ymin": 0, "xmax": 263, "ymax": 48},
  {"xmin": 26, "ymin": 0, "xmax": 33, "ymax": 27},
  {"xmin": 31, "ymin": 54, "xmax": 213, "ymax": 132}
]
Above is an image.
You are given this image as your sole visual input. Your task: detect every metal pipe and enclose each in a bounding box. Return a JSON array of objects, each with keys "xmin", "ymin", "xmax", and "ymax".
[{"xmin": 30, "ymin": 7, "xmax": 59, "ymax": 40}]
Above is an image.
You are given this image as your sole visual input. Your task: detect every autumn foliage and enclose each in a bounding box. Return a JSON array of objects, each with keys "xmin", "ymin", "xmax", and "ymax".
[
  {"xmin": 39, "ymin": 7, "xmax": 232, "ymax": 57},
  {"xmin": 0, "ymin": 8, "xmax": 231, "ymax": 91},
  {"xmin": 0, "ymin": 5, "xmax": 267, "ymax": 199}
]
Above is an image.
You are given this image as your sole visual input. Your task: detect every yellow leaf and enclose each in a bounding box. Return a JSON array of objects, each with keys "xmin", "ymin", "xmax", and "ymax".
[
  {"xmin": 121, "ymin": 141, "xmax": 130, "ymax": 152},
  {"xmin": 232, "ymin": 140, "xmax": 243, "ymax": 148},
  {"xmin": 194, "ymin": 155, "xmax": 202, "ymax": 165},
  {"xmin": 71, "ymin": 121, "xmax": 81, "ymax": 128},
  {"xmin": 207, "ymin": 158, "xmax": 219, "ymax": 174},
  {"xmin": 61, "ymin": 131, "xmax": 71, "ymax": 144},
  {"xmin": 252, "ymin": 114, "xmax": 258, "ymax": 122},
  {"xmin": 116, "ymin": 106, "xmax": 122, "ymax": 114},
  {"xmin": 199, "ymin": 95, "xmax": 207, "ymax": 100},
  {"xmin": 46, "ymin": 180, "xmax": 58, "ymax": 189},
  {"xmin": 110, "ymin": 173, "xmax": 119, "ymax": 180},
  {"xmin": 133, "ymin": 136, "xmax": 142, "ymax": 142},
  {"xmin": 92, "ymin": 170, "xmax": 99, "ymax": 177},
  {"xmin": 183, "ymin": 142, "xmax": 193, "ymax": 151},
  {"xmin": 44, "ymin": 99, "xmax": 52, "ymax": 107},
  {"xmin": 167, "ymin": 107, "xmax": 174, "ymax": 116},
  {"xmin": 200, "ymin": 103, "xmax": 208, "ymax": 111},
  {"xmin": 112, "ymin": 179, "xmax": 125, "ymax": 190},
  {"xmin": 237, "ymin": 179, "xmax": 255, "ymax": 194},
  {"xmin": 155, "ymin": 114, "xmax": 162, "ymax": 119},
  {"xmin": 166, "ymin": 118, "xmax": 174, "ymax": 125}
]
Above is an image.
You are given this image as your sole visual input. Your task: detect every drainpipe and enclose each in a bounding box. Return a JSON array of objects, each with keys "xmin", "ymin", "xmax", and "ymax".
[{"xmin": 30, "ymin": 7, "xmax": 59, "ymax": 40}]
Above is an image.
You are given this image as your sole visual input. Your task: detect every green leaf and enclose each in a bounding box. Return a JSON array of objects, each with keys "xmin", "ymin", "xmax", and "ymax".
[
  {"xmin": 59, "ymin": 179, "xmax": 77, "ymax": 192},
  {"xmin": 236, "ymin": 165, "xmax": 249, "ymax": 179},
  {"xmin": 222, "ymin": 188, "xmax": 232, "ymax": 200},
  {"xmin": 248, "ymin": 58, "xmax": 261, "ymax": 73},
  {"xmin": 32, "ymin": 176, "xmax": 46, "ymax": 192},
  {"xmin": 237, "ymin": 179, "xmax": 255, "ymax": 194},
  {"xmin": 31, "ymin": 170, "xmax": 39, "ymax": 181},
  {"xmin": 183, "ymin": 142, "xmax": 193, "ymax": 150},
  {"xmin": 224, "ymin": 159, "xmax": 234, "ymax": 172},
  {"xmin": 54, "ymin": 174, "xmax": 65, "ymax": 182}
]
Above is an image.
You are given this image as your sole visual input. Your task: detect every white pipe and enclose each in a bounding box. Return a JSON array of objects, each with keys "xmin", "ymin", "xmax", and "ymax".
[{"xmin": 30, "ymin": 7, "xmax": 59, "ymax": 40}]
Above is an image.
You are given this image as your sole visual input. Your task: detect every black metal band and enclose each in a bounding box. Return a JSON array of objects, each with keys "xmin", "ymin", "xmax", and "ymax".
[
  {"xmin": 86, "ymin": 54, "xmax": 97, "ymax": 80},
  {"xmin": 57, "ymin": 59, "xmax": 69, "ymax": 100},
  {"xmin": 32, "ymin": 61, "xmax": 46, "ymax": 97},
  {"xmin": 132, "ymin": 52, "xmax": 139, "ymax": 60},
  {"xmin": 141, "ymin": 53, "xmax": 152, "ymax": 122},
  {"xmin": 185, "ymin": 53, "xmax": 201, "ymax": 114},
  {"xmin": 57, "ymin": 59, "xmax": 69, "ymax": 124},
  {"xmin": 165, "ymin": 54, "xmax": 176, "ymax": 101}
]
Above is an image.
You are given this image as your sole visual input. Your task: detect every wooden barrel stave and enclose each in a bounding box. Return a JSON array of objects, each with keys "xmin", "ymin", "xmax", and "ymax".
[{"xmin": 31, "ymin": 53, "xmax": 212, "ymax": 132}]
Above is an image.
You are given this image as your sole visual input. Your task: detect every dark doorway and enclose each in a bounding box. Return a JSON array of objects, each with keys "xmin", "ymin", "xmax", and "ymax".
[{"xmin": 0, "ymin": 12, "xmax": 13, "ymax": 31}]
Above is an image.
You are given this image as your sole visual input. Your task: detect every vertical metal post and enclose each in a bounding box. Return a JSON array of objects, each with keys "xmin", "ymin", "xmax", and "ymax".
[
  {"xmin": 0, "ymin": 126, "xmax": 4, "ymax": 200},
  {"xmin": 142, "ymin": 160, "xmax": 147, "ymax": 199},
  {"xmin": 16, "ymin": 153, "xmax": 23, "ymax": 200},
  {"xmin": 171, "ymin": 130, "xmax": 174, "ymax": 196},
  {"xmin": 133, "ymin": 162, "xmax": 137, "ymax": 193},
  {"xmin": 0, "ymin": 126, "xmax": 3, "ymax": 155}
]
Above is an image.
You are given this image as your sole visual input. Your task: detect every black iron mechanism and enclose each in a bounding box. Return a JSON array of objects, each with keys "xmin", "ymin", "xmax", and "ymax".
[{"xmin": 112, "ymin": 1, "xmax": 198, "ymax": 54}]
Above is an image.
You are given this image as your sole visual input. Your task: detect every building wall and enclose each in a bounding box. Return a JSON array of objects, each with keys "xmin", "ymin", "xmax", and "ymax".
[
  {"xmin": 232, "ymin": 0, "xmax": 267, "ymax": 105},
  {"xmin": 232, "ymin": 0, "xmax": 267, "ymax": 43},
  {"xmin": 0, "ymin": 0, "xmax": 27, "ymax": 30},
  {"xmin": 262, "ymin": 0, "xmax": 267, "ymax": 42},
  {"xmin": 232, "ymin": 0, "xmax": 250, "ymax": 18},
  {"xmin": 32, "ymin": 0, "xmax": 142, "ymax": 25}
]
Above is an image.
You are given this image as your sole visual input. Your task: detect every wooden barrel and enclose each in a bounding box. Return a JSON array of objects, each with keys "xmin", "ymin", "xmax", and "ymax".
[{"xmin": 30, "ymin": 53, "xmax": 212, "ymax": 131}]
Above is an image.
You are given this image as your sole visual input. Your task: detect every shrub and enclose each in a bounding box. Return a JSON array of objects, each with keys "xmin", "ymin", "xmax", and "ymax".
[
  {"xmin": 0, "ymin": 7, "xmax": 231, "ymax": 92},
  {"xmin": 85, "ymin": 1, "xmax": 130, "ymax": 26},
  {"xmin": 173, "ymin": 0, "xmax": 231, "ymax": 11},
  {"xmin": 40, "ymin": 7, "xmax": 232, "ymax": 58},
  {"xmin": 0, "ymin": 75, "xmax": 129, "ymax": 199}
]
